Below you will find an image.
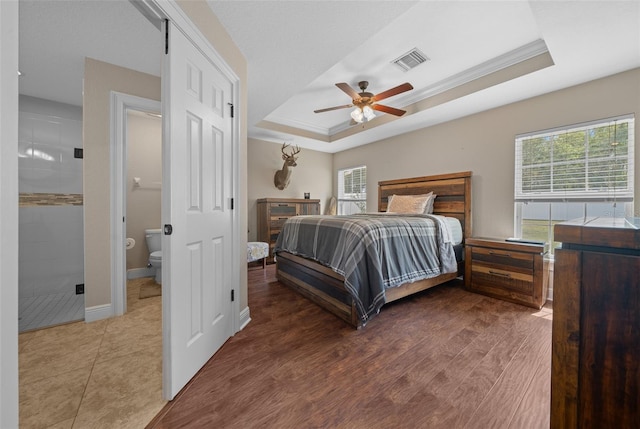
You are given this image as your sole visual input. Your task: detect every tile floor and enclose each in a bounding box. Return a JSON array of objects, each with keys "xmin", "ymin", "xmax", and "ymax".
[{"xmin": 19, "ymin": 277, "xmax": 166, "ymax": 429}]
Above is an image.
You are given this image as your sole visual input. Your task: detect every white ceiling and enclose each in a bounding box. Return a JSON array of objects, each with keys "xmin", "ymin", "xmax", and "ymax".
[
  {"xmin": 19, "ymin": 1, "xmax": 640, "ymax": 154},
  {"xmin": 19, "ymin": 0, "xmax": 162, "ymax": 105}
]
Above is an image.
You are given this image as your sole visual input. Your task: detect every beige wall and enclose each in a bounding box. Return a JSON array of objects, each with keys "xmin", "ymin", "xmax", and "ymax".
[
  {"xmin": 83, "ymin": 2, "xmax": 248, "ymax": 312},
  {"xmin": 334, "ymin": 68, "xmax": 640, "ymax": 239},
  {"xmin": 247, "ymin": 138, "xmax": 333, "ymax": 241},
  {"xmin": 83, "ymin": 58, "xmax": 161, "ymax": 308},
  {"xmin": 126, "ymin": 112, "xmax": 162, "ymax": 270}
]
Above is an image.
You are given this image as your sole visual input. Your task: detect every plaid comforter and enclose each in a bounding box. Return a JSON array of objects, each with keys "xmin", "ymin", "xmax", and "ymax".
[{"xmin": 274, "ymin": 213, "xmax": 457, "ymax": 325}]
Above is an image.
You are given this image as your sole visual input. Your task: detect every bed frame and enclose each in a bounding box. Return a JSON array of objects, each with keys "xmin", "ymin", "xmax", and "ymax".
[{"xmin": 275, "ymin": 171, "xmax": 472, "ymax": 328}]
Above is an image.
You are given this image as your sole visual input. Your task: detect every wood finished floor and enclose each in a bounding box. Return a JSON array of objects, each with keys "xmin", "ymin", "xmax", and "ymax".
[{"xmin": 149, "ymin": 265, "xmax": 553, "ymax": 429}]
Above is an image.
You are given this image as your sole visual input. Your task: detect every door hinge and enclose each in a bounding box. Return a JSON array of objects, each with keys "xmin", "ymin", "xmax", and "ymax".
[
  {"xmin": 231, "ymin": 198, "xmax": 234, "ymax": 210},
  {"xmin": 164, "ymin": 224, "xmax": 173, "ymax": 235},
  {"xmin": 228, "ymin": 102, "xmax": 234, "ymax": 118},
  {"xmin": 164, "ymin": 19, "xmax": 169, "ymax": 54},
  {"xmin": 231, "ymin": 289, "xmax": 235, "ymax": 302}
]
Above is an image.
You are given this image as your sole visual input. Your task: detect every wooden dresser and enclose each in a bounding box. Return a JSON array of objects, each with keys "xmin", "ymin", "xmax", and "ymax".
[
  {"xmin": 551, "ymin": 217, "xmax": 640, "ymax": 428},
  {"xmin": 257, "ymin": 198, "xmax": 320, "ymax": 263},
  {"xmin": 464, "ymin": 237, "xmax": 549, "ymax": 309}
]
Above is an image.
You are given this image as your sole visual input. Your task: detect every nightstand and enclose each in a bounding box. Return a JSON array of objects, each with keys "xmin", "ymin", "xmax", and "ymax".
[{"xmin": 464, "ymin": 237, "xmax": 549, "ymax": 309}]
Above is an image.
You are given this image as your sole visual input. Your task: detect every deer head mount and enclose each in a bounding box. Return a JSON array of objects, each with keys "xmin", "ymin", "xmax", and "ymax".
[{"xmin": 273, "ymin": 143, "xmax": 301, "ymax": 190}]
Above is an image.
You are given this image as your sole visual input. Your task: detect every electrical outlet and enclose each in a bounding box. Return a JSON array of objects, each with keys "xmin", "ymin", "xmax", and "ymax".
[{"xmin": 76, "ymin": 284, "xmax": 85, "ymax": 295}]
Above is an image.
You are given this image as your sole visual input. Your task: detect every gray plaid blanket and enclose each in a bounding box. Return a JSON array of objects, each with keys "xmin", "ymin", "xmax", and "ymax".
[{"xmin": 274, "ymin": 213, "xmax": 458, "ymax": 325}]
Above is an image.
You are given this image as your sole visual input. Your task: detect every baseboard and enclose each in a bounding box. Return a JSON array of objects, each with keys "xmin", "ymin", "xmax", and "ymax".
[
  {"xmin": 239, "ymin": 306, "xmax": 251, "ymax": 331},
  {"xmin": 85, "ymin": 303, "xmax": 113, "ymax": 323},
  {"xmin": 127, "ymin": 267, "xmax": 155, "ymax": 279}
]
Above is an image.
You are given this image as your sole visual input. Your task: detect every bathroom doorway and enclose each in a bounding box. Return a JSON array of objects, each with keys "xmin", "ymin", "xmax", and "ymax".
[
  {"xmin": 125, "ymin": 108, "xmax": 163, "ymax": 293},
  {"xmin": 111, "ymin": 93, "xmax": 162, "ymax": 316}
]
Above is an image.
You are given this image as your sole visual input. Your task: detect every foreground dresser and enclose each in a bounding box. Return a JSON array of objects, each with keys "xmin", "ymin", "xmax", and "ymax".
[
  {"xmin": 257, "ymin": 198, "xmax": 320, "ymax": 263},
  {"xmin": 551, "ymin": 217, "xmax": 640, "ymax": 428}
]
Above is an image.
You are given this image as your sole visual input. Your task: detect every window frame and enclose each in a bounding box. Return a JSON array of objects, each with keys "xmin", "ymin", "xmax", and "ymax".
[
  {"xmin": 337, "ymin": 165, "xmax": 367, "ymax": 215},
  {"xmin": 514, "ymin": 115, "xmax": 635, "ymax": 252}
]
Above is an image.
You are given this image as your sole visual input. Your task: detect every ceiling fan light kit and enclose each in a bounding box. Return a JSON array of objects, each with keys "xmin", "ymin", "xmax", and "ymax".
[
  {"xmin": 315, "ymin": 80, "xmax": 414, "ymax": 124},
  {"xmin": 350, "ymin": 107, "xmax": 364, "ymax": 123},
  {"xmin": 363, "ymin": 105, "xmax": 375, "ymax": 121},
  {"xmin": 350, "ymin": 105, "xmax": 376, "ymax": 123}
]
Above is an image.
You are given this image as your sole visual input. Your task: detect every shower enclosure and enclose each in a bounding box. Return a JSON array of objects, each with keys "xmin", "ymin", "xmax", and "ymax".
[{"xmin": 18, "ymin": 95, "xmax": 84, "ymax": 332}]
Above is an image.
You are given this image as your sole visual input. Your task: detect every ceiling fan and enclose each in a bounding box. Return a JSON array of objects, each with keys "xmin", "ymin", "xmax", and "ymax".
[{"xmin": 314, "ymin": 81, "xmax": 413, "ymax": 124}]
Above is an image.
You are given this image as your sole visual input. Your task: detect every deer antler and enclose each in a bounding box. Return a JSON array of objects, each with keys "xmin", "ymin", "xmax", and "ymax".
[{"xmin": 281, "ymin": 142, "xmax": 301, "ymax": 157}]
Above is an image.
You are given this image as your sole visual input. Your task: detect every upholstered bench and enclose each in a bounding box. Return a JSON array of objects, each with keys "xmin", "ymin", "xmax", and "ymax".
[{"xmin": 247, "ymin": 241, "xmax": 269, "ymax": 269}]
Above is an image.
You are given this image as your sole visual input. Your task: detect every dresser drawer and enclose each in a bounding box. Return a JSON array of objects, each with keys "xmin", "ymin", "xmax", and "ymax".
[
  {"xmin": 271, "ymin": 217, "xmax": 293, "ymax": 229},
  {"xmin": 269, "ymin": 230, "xmax": 281, "ymax": 243},
  {"xmin": 269, "ymin": 203, "xmax": 297, "ymax": 216}
]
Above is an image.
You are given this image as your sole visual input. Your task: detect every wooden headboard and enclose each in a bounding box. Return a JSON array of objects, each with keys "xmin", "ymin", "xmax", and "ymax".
[{"xmin": 378, "ymin": 171, "xmax": 472, "ymax": 241}]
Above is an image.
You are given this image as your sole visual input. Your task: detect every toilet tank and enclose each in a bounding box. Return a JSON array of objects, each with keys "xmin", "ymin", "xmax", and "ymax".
[{"xmin": 144, "ymin": 228, "xmax": 162, "ymax": 253}]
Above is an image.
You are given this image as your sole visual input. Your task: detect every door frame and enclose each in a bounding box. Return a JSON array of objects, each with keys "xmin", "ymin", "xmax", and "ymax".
[
  {"xmin": 0, "ymin": 1, "xmax": 20, "ymax": 426},
  {"xmin": 110, "ymin": 92, "xmax": 161, "ymax": 316}
]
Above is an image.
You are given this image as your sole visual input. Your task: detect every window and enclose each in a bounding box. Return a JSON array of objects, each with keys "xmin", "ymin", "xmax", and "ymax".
[
  {"xmin": 514, "ymin": 115, "xmax": 634, "ymax": 252},
  {"xmin": 338, "ymin": 166, "xmax": 366, "ymax": 215}
]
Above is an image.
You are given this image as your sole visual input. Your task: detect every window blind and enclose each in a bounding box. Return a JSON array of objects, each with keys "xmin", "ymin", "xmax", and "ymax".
[
  {"xmin": 337, "ymin": 166, "xmax": 367, "ymax": 215},
  {"xmin": 515, "ymin": 115, "xmax": 634, "ymax": 203},
  {"xmin": 338, "ymin": 166, "xmax": 367, "ymax": 200}
]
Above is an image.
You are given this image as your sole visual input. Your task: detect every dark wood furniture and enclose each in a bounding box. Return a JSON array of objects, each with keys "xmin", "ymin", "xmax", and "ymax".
[
  {"xmin": 257, "ymin": 197, "xmax": 320, "ymax": 263},
  {"xmin": 464, "ymin": 237, "xmax": 549, "ymax": 309},
  {"xmin": 551, "ymin": 217, "xmax": 640, "ymax": 428},
  {"xmin": 276, "ymin": 171, "xmax": 472, "ymax": 328}
]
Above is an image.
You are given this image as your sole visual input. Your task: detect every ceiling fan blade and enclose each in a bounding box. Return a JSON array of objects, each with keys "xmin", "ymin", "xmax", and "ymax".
[
  {"xmin": 372, "ymin": 104, "xmax": 407, "ymax": 116},
  {"xmin": 373, "ymin": 82, "xmax": 414, "ymax": 102},
  {"xmin": 335, "ymin": 82, "xmax": 361, "ymax": 100},
  {"xmin": 314, "ymin": 104, "xmax": 353, "ymax": 113}
]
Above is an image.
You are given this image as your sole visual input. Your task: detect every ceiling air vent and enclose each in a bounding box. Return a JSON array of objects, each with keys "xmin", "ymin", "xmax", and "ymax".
[{"xmin": 392, "ymin": 48, "xmax": 429, "ymax": 72}]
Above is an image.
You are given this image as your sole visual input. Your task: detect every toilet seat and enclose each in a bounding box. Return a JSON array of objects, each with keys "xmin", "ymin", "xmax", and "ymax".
[{"xmin": 149, "ymin": 250, "xmax": 162, "ymax": 262}]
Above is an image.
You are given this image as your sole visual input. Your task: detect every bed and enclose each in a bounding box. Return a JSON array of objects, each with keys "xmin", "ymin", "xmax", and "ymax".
[{"xmin": 275, "ymin": 171, "xmax": 472, "ymax": 328}]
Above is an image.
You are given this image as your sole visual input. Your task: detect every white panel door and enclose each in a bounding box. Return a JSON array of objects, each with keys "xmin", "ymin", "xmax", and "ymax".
[{"xmin": 163, "ymin": 20, "xmax": 234, "ymax": 399}]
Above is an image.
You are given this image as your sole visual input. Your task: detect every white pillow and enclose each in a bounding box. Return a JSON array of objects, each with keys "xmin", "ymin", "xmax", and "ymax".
[
  {"xmin": 423, "ymin": 193, "xmax": 436, "ymax": 214},
  {"xmin": 387, "ymin": 193, "xmax": 431, "ymax": 214}
]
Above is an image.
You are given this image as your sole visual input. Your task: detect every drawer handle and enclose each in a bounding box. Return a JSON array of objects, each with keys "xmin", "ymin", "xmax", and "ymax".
[
  {"xmin": 489, "ymin": 270, "xmax": 512, "ymax": 278},
  {"xmin": 278, "ymin": 217, "xmax": 288, "ymax": 220},
  {"xmin": 489, "ymin": 251, "xmax": 511, "ymax": 258},
  {"xmin": 278, "ymin": 204, "xmax": 289, "ymax": 207}
]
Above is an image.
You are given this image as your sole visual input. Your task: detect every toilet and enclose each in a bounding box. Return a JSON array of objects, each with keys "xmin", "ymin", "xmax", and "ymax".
[{"xmin": 144, "ymin": 228, "xmax": 162, "ymax": 284}]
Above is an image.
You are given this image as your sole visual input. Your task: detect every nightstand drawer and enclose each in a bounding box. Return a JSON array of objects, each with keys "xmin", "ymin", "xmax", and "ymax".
[
  {"xmin": 471, "ymin": 247, "xmax": 534, "ymax": 272},
  {"xmin": 470, "ymin": 265, "xmax": 534, "ymax": 295}
]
